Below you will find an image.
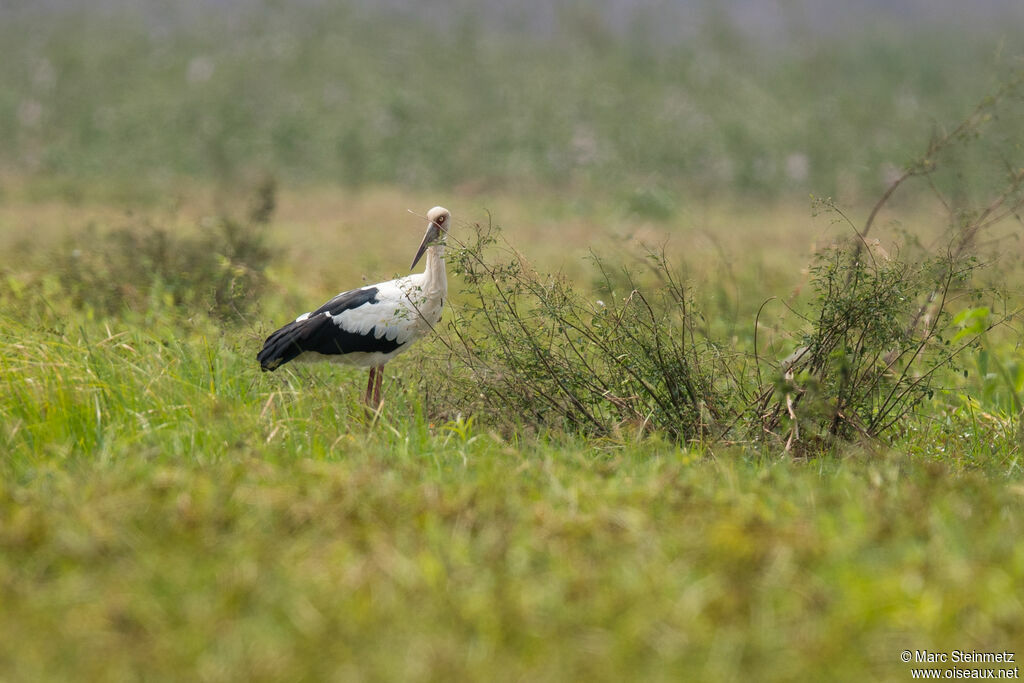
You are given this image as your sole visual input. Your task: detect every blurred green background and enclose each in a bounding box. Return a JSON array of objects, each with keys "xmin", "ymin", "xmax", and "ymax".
[{"xmin": 1, "ymin": 0, "xmax": 1021, "ymax": 203}]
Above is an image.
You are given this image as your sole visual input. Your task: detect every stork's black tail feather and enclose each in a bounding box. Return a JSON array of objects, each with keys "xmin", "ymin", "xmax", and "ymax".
[{"xmin": 257, "ymin": 320, "xmax": 312, "ymax": 371}]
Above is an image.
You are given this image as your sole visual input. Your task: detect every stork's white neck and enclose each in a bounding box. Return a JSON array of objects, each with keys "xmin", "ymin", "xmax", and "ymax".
[{"xmin": 422, "ymin": 244, "xmax": 447, "ymax": 297}]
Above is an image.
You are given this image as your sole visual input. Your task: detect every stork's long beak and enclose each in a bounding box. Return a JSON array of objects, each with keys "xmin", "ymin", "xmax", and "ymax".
[{"xmin": 410, "ymin": 222, "xmax": 441, "ymax": 270}]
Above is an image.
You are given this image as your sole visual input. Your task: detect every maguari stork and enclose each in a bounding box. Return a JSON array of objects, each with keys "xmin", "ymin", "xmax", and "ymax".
[{"xmin": 257, "ymin": 206, "xmax": 450, "ymax": 407}]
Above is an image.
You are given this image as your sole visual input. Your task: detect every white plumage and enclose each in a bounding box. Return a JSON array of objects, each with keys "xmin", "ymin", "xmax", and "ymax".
[{"xmin": 257, "ymin": 206, "xmax": 450, "ymax": 406}]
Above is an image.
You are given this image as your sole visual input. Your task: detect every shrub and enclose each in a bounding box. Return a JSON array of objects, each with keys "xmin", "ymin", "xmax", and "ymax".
[
  {"xmin": 756, "ymin": 73, "xmax": 1024, "ymax": 452},
  {"xmin": 56, "ymin": 179, "xmax": 275, "ymax": 322},
  {"xmin": 418, "ymin": 219, "xmax": 728, "ymax": 442},
  {"xmin": 757, "ymin": 240, "xmax": 981, "ymax": 451}
]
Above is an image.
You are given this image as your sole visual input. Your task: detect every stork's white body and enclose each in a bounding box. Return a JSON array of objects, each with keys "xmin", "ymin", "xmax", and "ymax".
[
  {"xmin": 290, "ymin": 245, "xmax": 447, "ymax": 368},
  {"xmin": 257, "ymin": 205, "xmax": 451, "ymax": 407}
]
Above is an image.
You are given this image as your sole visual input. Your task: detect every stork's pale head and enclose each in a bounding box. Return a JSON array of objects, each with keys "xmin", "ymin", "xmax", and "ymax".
[{"xmin": 410, "ymin": 206, "xmax": 450, "ymax": 269}]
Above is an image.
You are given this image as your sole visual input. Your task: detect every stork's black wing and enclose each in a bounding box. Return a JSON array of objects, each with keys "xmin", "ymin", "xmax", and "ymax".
[{"xmin": 256, "ymin": 287, "xmax": 402, "ymax": 371}]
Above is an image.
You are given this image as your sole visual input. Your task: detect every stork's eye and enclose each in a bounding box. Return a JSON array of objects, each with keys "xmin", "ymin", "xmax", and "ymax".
[{"xmin": 437, "ymin": 216, "xmax": 446, "ymax": 224}]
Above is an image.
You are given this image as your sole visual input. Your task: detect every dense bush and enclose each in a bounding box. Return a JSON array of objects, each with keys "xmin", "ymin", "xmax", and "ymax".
[
  {"xmin": 54, "ymin": 179, "xmax": 275, "ymax": 321},
  {"xmin": 418, "ymin": 219, "xmax": 728, "ymax": 441}
]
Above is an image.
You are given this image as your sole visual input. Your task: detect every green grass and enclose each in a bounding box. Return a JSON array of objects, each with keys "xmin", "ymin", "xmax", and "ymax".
[
  {"xmin": 4, "ymin": 438, "xmax": 1023, "ymax": 681},
  {"xmin": 1, "ymin": 162, "xmax": 1021, "ymax": 680},
  {"xmin": 1, "ymin": 274, "xmax": 1022, "ymax": 681}
]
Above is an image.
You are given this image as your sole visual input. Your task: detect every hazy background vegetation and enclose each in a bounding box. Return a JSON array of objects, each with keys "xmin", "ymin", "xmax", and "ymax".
[
  {"xmin": 1, "ymin": 0, "xmax": 1022, "ymax": 203},
  {"xmin": 1, "ymin": 1, "xmax": 1023, "ymax": 680}
]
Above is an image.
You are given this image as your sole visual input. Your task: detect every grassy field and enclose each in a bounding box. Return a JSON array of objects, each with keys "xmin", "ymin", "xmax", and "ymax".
[
  {"xmin": 2, "ymin": 2, "xmax": 1024, "ymax": 681},
  {"xmin": 1, "ymin": 277, "xmax": 1022, "ymax": 681},
  {"xmin": 2, "ymin": 190, "xmax": 1022, "ymax": 681}
]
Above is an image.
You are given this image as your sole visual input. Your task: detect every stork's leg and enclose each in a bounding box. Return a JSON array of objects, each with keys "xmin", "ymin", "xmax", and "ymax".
[
  {"xmin": 365, "ymin": 366, "xmax": 378, "ymax": 407},
  {"xmin": 372, "ymin": 365, "xmax": 385, "ymax": 407}
]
